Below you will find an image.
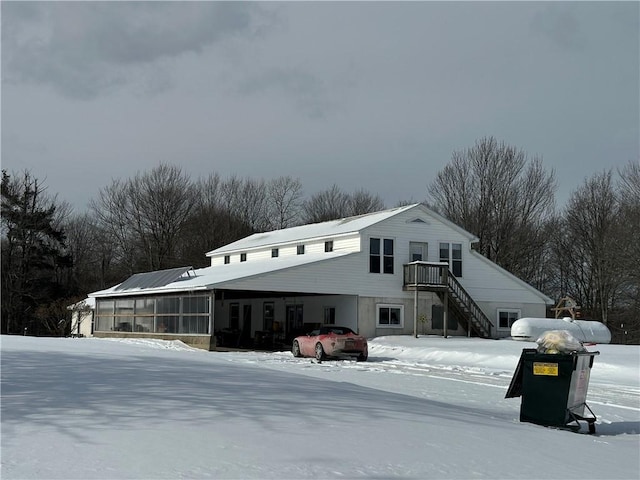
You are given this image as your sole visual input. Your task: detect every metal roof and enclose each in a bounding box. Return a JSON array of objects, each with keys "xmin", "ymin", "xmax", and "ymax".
[
  {"xmin": 206, "ymin": 204, "xmax": 419, "ymax": 255},
  {"xmin": 90, "ymin": 252, "xmax": 354, "ymax": 298},
  {"xmin": 114, "ymin": 266, "xmax": 196, "ymax": 291}
]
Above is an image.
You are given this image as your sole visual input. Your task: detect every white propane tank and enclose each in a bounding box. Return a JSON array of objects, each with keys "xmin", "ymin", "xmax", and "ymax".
[{"xmin": 510, "ymin": 317, "xmax": 611, "ymax": 344}]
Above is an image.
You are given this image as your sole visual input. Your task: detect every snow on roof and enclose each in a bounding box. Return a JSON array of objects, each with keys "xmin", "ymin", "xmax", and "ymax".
[
  {"xmin": 207, "ymin": 203, "xmax": 419, "ymax": 256},
  {"xmin": 89, "ymin": 250, "xmax": 355, "ymax": 298},
  {"xmin": 67, "ymin": 297, "xmax": 96, "ymax": 310}
]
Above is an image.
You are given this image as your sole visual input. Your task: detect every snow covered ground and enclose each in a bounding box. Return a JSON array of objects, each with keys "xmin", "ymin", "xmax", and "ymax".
[{"xmin": 1, "ymin": 334, "xmax": 638, "ymax": 479}]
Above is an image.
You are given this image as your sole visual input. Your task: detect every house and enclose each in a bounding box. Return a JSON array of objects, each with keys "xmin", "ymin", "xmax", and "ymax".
[{"xmin": 88, "ymin": 203, "xmax": 553, "ymax": 350}]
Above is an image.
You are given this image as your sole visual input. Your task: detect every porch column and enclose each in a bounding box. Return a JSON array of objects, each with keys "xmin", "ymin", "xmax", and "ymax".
[
  {"xmin": 413, "ymin": 262, "xmax": 419, "ymax": 338},
  {"xmin": 442, "ymin": 267, "xmax": 448, "ymax": 338},
  {"xmin": 209, "ymin": 289, "xmax": 215, "ymax": 338}
]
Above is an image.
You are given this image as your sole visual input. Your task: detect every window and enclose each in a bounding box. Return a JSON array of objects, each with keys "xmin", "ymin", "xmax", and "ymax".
[
  {"xmin": 240, "ymin": 253, "xmax": 247, "ymax": 262},
  {"xmin": 297, "ymin": 245, "xmax": 305, "ymax": 255},
  {"xmin": 224, "ymin": 255, "xmax": 230, "ymax": 264},
  {"xmin": 439, "ymin": 242, "xmax": 463, "ymax": 277},
  {"xmin": 383, "ymin": 239, "xmax": 394, "ymax": 274},
  {"xmin": 498, "ymin": 310, "xmax": 520, "ymax": 330},
  {"xmin": 271, "ymin": 248, "xmax": 279, "ymax": 258},
  {"xmin": 369, "ymin": 238, "xmax": 381, "ymax": 273},
  {"xmin": 183, "ymin": 296, "xmax": 208, "ymax": 314},
  {"xmin": 95, "ymin": 300, "xmax": 114, "ymax": 332},
  {"xmin": 229, "ymin": 303, "xmax": 240, "ymax": 330},
  {"xmin": 324, "ymin": 240, "xmax": 333, "ymax": 252},
  {"xmin": 135, "ymin": 298, "xmax": 154, "ymax": 315},
  {"xmin": 324, "ymin": 307, "xmax": 336, "ymax": 325},
  {"xmin": 377, "ymin": 304, "xmax": 403, "ymax": 327},
  {"xmin": 157, "ymin": 297, "xmax": 179, "ymax": 314},
  {"xmin": 370, "ymin": 237, "xmax": 394, "ymax": 274}
]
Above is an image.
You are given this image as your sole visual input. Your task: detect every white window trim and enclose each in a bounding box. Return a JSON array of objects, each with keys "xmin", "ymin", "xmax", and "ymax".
[
  {"xmin": 376, "ymin": 304, "xmax": 404, "ymax": 328},
  {"xmin": 497, "ymin": 309, "xmax": 521, "ymax": 331}
]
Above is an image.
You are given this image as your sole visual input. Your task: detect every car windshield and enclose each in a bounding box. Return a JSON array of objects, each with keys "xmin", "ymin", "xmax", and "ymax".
[{"xmin": 318, "ymin": 326, "xmax": 355, "ymax": 335}]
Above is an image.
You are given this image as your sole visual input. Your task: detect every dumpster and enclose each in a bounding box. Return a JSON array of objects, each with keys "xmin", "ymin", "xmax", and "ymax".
[{"xmin": 505, "ymin": 347, "xmax": 600, "ymax": 433}]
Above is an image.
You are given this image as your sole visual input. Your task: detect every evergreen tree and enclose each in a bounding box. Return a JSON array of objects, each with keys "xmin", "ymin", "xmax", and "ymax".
[{"xmin": 1, "ymin": 170, "xmax": 72, "ymax": 335}]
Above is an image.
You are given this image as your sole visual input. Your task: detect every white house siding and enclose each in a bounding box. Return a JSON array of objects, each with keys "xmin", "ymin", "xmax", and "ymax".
[
  {"xmin": 209, "ymin": 233, "xmax": 361, "ymax": 267},
  {"xmin": 222, "ymin": 254, "xmax": 365, "ymax": 295}
]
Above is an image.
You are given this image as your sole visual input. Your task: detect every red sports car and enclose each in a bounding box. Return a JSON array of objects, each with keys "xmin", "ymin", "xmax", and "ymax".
[{"xmin": 292, "ymin": 326, "xmax": 368, "ymax": 361}]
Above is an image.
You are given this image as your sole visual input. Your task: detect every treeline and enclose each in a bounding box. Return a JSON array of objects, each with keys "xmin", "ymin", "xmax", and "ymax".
[{"xmin": 2, "ymin": 136, "xmax": 638, "ymax": 343}]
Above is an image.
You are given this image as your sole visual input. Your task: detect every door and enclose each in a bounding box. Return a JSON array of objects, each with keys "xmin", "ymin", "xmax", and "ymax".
[
  {"xmin": 240, "ymin": 305, "xmax": 252, "ymax": 347},
  {"xmin": 285, "ymin": 305, "xmax": 303, "ymax": 344},
  {"xmin": 410, "ymin": 242, "xmax": 428, "ymax": 262}
]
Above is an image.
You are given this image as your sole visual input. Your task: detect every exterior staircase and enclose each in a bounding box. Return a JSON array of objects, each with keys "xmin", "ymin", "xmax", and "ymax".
[{"xmin": 403, "ymin": 262, "xmax": 493, "ymax": 338}]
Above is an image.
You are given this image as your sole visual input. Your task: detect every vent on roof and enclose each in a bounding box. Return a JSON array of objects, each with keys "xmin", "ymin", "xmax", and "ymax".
[
  {"xmin": 409, "ymin": 217, "xmax": 429, "ymax": 224},
  {"xmin": 115, "ymin": 266, "xmax": 196, "ymax": 291}
]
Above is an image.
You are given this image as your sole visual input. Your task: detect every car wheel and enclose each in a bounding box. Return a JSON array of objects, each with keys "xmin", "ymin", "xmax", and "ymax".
[
  {"xmin": 357, "ymin": 350, "xmax": 368, "ymax": 362},
  {"xmin": 315, "ymin": 342, "xmax": 325, "ymax": 361},
  {"xmin": 292, "ymin": 340, "xmax": 301, "ymax": 357}
]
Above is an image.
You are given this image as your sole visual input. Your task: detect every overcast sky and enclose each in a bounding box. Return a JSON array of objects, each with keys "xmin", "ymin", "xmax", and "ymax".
[{"xmin": 2, "ymin": 1, "xmax": 638, "ymax": 213}]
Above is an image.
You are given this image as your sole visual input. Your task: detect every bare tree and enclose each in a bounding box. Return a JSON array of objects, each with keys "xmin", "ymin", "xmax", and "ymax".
[
  {"xmin": 555, "ymin": 171, "xmax": 623, "ymax": 327},
  {"xmin": 613, "ymin": 161, "xmax": 640, "ymax": 342},
  {"xmin": 180, "ymin": 173, "xmax": 253, "ymax": 265},
  {"xmin": 91, "ymin": 164, "xmax": 196, "ymax": 272},
  {"xmin": 429, "ymin": 136, "xmax": 556, "ymax": 285},
  {"xmin": 618, "ymin": 161, "xmax": 640, "ymax": 279},
  {"xmin": 349, "ymin": 189, "xmax": 385, "ymax": 216},
  {"xmin": 90, "ymin": 178, "xmax": 140, "ymax": 275},
  {"xmin": 267, "ymin": 176, "xmax": 303, "ymax": 229}
]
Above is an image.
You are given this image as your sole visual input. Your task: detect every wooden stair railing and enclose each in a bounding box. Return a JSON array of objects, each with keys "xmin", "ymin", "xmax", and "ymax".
[{"xmin": 404, "ymin": 262, "xmax": 494, "ymax": 338}]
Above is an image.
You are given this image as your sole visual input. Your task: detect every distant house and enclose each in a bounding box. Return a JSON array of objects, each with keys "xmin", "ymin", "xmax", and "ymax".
[
  {"xmin": 67, "ymin": 297, "xmax": 95, "ymax": 337},
  {"xmin": 88, "ymin": 203, "xmax": 552, "ymax": 350}
]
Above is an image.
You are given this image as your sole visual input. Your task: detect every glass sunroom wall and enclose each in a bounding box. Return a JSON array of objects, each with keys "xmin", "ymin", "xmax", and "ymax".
[
  {"xmin": 94, "ymin": 294, "xmax": 211, "ymax": 334},
  {"xmin": 115, "ymin": 299, "xmax": 134, "ymax": 331},
  {"xmin": 181, "ymin": 295, "xmax": 210, "ymax": 334},
  {"xmin": 95, "ymin": 299, "xmax": 115, "ymax": 331},
  {"xmin": 157, "ymin": 315, "xmax": 179, "ymax": 333}
]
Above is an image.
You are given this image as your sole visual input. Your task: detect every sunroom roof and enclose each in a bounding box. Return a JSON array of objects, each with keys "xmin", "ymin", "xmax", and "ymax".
[
  {"xmin": 114, "ymin": 266, "xmax": 196, "ymax": 291},
  {"xmin": 90, "ymin": 251, "xmax": 354, "ymax": 298}
]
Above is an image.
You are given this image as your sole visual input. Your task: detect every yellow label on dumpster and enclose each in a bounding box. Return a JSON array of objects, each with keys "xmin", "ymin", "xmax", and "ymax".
[{"xmin": 533, "ymin": 362, "xmax": 559, "ymax": 376}]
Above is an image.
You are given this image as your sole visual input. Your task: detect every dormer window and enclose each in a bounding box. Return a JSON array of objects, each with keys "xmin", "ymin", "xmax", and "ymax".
[
  {"xmin": 297, "ymin": 245, "xmax": 305, "ymax": 255},
  {"xmin": 324, "ymin": 241, "xmax": 334, "ymax": 252},
  {"xmin": 240, "ymin": 253, "xmax": 247, "ymax": 262}
]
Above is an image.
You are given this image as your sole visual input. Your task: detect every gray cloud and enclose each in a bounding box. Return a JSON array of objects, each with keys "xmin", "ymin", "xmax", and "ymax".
[
  {"xmin": 1, "ymin": 2, "xmax": 637, "ymax": 213},
  {"xmin": 2, "ymin": 2, "xmax": 268, "ymax": 99},
  {"xmin": 530, "ymin": 5, "xmax": 586, "ymax": 51},
  {"xmin": 237, "ymin": 67, "xmax": 333, "ymax": 119}
]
